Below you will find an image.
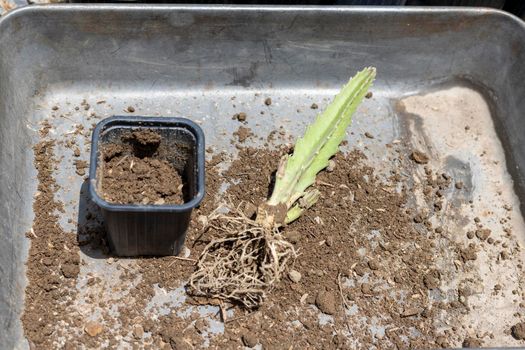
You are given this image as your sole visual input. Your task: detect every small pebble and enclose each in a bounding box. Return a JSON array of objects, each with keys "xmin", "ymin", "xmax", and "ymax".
[
  {"xmin": 326, "ymin": 159, "xmax": 336, "ymax": 172},
  {"xmin": 289, "ymin": 270, "xmax": 302, "ymax": 283},
  {"xmin": 368, "ymin": 260, "xmax": 379, "ymax": 270},
  {"xmin": 84, "ymin": 321, "xmax": 103, "ymax": 337},
  {"xmin": 310, "ymin": 103, "xmax": 318, "ymax": 109},
  {"xmin": 361, "ymin": 283, "xmax": 372, "ymax": 294},
  {"xmin": 264, "ymin": 97, "xmax": 272, "ymax": 106},
  {"xmin": 235, "ymin": 112, "xmax": 247, "ymax": 122},
  {"xmin": 127, "ymin": 106, "xmax": 135, "ymax": 113},
  {"xmin": 182, "ymin": 246, "xmax": 191, "ymax": 258},
  {"xmin": 132, "ymin": 324, "xmax": 144, "ymax": 339}
]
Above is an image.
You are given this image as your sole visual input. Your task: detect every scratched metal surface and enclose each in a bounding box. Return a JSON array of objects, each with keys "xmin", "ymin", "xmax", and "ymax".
[{"xmin": 1, "ymin": 5, "xmax": 525, "ymax": 349}]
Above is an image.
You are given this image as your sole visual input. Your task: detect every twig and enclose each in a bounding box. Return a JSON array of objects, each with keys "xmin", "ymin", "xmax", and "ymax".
[
  {"xmin": 219, "ymin": 301, "xmax": 227, "ymax": 323},
  {"xmin": 60, "ymin": 114, "xmax": 75, "ymax": 122},
  {"xmin": 224, "ymin": 312, "xmax": 255, "ymax": 324},
  {"xmin": 167, "ymin": 256, "xmax": 197, "ymax": 267},
  {"xmin": 115, "ymin": 155, "xmax": 129, "ymax": 167}
]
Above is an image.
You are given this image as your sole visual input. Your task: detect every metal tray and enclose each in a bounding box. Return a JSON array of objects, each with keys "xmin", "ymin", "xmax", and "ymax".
[{"xmin": 1, "ymin": 4, "xmax": 525, "ymax": 349}]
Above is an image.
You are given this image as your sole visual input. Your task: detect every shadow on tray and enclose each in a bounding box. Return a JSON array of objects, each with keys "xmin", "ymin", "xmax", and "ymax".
[{"xmin": 76, "ymin": 179, "xmax": 111, "ymax": 259}]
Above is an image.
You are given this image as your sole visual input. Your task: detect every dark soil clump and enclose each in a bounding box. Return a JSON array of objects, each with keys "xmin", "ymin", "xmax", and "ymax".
[{"xmin": 511, "ymin": 322, "xmax": 525, "ymax": 340}]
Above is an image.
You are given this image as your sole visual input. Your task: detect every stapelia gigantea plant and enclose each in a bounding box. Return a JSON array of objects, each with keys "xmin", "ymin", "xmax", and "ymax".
[{"xmin": 189, "ymin": 67, "xmax": 376, "ymax": 308}]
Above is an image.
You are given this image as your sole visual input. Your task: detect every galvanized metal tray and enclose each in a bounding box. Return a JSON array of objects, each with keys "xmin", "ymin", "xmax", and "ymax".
[{"xmin": 1, "ymin": 4, "xmax": 525, "ymax": 349}]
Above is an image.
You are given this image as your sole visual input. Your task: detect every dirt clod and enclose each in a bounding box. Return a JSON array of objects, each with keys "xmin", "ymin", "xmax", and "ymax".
[
  {"xmin": 411, "ymin": 150, "xmax": 430, "ymax": 164},
  {"xmin": 475, "ymin": 228, "xmax": 491, "ymax": 241},
  {"xmin": 132, "ymin": 324, "xmax": 144, "ymax": 339},
  {"xmin": 84, "ymin": 321, "xmax": 103, "ymax": 337},
  {"xmin": 126, "ymin": 129, "xmax": 161, "ymax": 148},
  {"xmin": 462, "ymin": 337, "xmax": 483, "ymax": 348},
  {"xmin": 283, "ymin": 230, "xmax": 300, "ymax": 244},
  {"xmin": 511, "ymin": 322, "xmax": 525, "ymax": 340},
  {"xmin": 242, "ymin": 332, "xmax": 258, "ymax": 347},
  {"xmin": 74, "ymin": 160, "xmax": 88, "ymax": 176},
  {"xmin": 169, "ymin": 336, "xmax": 193, "ymax": 350},
  {"xmin": 234, "ymin": 112, "xmax": 247, "ymax": 122},
  {"xmin": 423, "ymin": 271, "xmax": 440, "ymax": 289},
  {"xmin": 102, "ymin": 144, "xmax": 124, "ymax": 161},
  {"xmin": 61, "ymin": 263, "xmax": 80, "ymax": 279},
  {"xmin": 368, "ymin": 260, "xmax": 379, "ymax": 270},
  {"xmin": 310, "ymin": 103, "xmax": 318, "ymax": 109},
  {"xmin": 264, "ymin": 98, "xmax": 272, "ymax": 106},
  {"xmin": 233, "ymin": 126, "xmax": 253, "ymax": 143},
  {"xmin": 315, "ymin": 291, "xmax": 337, "ymax": 315},
  {"xmin": 460, "ymin": 244, "xmax": 478, "ymax": 261}
]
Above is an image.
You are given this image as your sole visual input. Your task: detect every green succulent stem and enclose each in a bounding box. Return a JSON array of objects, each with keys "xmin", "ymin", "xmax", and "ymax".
[{"xmin": 261, "ymin": 67, "xmax": 376, "ymax": 226}]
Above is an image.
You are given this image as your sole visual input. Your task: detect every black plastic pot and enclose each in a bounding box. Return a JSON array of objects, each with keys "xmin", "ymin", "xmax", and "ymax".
[{"xmin": 89, "ymin": 116, "xmax": 205, "ymax": 257}]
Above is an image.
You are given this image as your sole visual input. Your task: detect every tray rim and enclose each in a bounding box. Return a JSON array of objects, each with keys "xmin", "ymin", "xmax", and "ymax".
[
  {"xmin": 1, "ymin": 4, "xmax": 525, "ymax": 350},
  {"xmin": 0, "ymin": 3, "xmax": 524, "ymax": 30}
]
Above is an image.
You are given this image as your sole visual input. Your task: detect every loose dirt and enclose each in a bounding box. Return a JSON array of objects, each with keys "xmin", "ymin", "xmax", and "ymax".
[
  {"xmin": 21, "ymin": 95, "xmax": 525, "ymax": 349},
  {"xmin": 21, "ymin": 140, "xmax": 81, "ymax": 349}
]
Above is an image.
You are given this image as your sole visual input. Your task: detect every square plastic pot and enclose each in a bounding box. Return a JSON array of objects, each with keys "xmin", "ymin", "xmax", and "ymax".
[{"xmin": 88, "ymin": 116, "xmax": 205, "ymax": 256}]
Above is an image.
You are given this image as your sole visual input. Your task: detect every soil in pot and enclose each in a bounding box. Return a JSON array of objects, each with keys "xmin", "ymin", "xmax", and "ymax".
[{"xmin": 98, "ymin": 129, "xmax": 185, "ymax": 205}]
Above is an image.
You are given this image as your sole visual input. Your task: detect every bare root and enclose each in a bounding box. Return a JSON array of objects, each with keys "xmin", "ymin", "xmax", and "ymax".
[{"xmin": 188, "ymin": 202, "xmax": 296, "ymax": 308}]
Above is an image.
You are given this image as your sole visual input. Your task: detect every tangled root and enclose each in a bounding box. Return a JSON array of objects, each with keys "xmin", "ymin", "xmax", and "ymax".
[{"xmin": 188, "ymin": 202, "xmax": 295, "ymax": 309}]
